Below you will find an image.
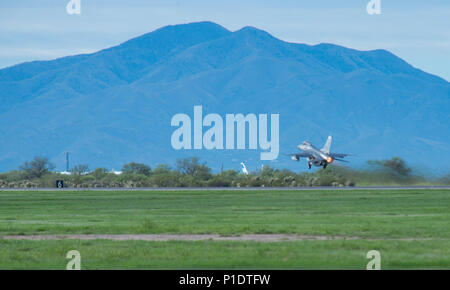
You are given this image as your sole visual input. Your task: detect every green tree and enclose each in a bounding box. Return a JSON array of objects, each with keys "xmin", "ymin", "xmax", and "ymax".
[
  {"xmin": 153, "ymin": 164, "xmax": 172, "ymax": 175},
  {"xmin": 121, "ymin": 162, "xmax": 152, "ymax": 176},
  {"xmin": 176, "ymin": 157, "xmax": 212, "ymax": 180},
  {"xmin": 71, "ymin": 164, "xmax": 90, "ymax": 175},
  {"xmin": 367, "ymin": 157, "xmax": 412, "ymax": 177},
  {"xmin": 19, "ymin": 156, "xmax": 55, "ymax": 179},
  {"xmin": 92, "ymin": 168, "xmax": 109, "ymax": 179},
  {"xmin": 260, "ymin": 165, "xmax": 276, "ymax": 177}
]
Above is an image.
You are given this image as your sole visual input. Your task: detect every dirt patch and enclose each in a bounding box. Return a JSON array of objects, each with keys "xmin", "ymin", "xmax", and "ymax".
[{"xmin": 1, "ymin": 234, "xmax": 361, "ymax": 242}]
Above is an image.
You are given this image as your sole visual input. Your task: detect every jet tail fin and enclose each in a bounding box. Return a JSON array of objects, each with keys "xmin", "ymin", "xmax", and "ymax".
[{"xmin": 321, "ymin": 136, "xmax": 332, "ymax": 154}]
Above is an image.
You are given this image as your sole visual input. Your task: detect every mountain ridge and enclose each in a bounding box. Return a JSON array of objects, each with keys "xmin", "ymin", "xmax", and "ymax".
[{"xmin": 0, "ymin": 21, "xmax": 448, "ymax": 172}]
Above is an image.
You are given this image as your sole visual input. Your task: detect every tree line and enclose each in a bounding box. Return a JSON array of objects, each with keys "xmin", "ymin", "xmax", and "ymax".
[{"xmin": 0, "ymin": 156, "xmax": 448, "ymax": 188}]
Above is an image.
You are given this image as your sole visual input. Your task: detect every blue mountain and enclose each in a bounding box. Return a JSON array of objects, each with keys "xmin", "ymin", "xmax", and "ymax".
[{"xmin": 0, "ymin": 21, "xmax": 449, "ymax": 172}]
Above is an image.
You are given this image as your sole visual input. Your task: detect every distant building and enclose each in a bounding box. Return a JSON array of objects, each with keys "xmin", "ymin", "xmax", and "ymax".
[{"xmin": 110, "ymin": 170, "xmax": 122, "ymax": 175}]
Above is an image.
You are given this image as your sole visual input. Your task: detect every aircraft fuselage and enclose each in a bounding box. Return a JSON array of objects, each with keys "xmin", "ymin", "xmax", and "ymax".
[{"xmin": 297, "ymin": 143, "xmax": 333, "ymax": 169}]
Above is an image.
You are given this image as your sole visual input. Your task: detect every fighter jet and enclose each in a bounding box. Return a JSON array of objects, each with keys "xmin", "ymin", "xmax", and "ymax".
[{"xmin": 288, "ymin": 136, "xmax": 350, "ymax": 169}]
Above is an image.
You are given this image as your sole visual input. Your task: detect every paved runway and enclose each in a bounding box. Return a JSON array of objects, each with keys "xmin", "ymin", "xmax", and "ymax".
[{"xmin": 0, "ymin": 186, "xmax": 449, "ymax": 191}]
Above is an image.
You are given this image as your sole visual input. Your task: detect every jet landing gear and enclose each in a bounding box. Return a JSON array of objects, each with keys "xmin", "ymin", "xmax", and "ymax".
[
  {"xmin": 323, "ymin": 163, "xmax": 328, "ymax": 169},
  {"xmin": 308, "ymin": 162, "xmax": 312, "ymax": 169}
]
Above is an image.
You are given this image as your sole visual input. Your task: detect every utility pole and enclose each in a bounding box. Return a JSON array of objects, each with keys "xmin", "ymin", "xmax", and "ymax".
[{"xmin": 65, "ymin": 152, "xmax": 70, "ymax": 172}]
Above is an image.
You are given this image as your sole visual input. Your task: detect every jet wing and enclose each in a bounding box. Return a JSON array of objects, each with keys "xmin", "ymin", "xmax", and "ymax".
[
  {"xmin": 286, "ymin": 153, "xmax": 313, "ymax": 158},
  {"xmin": 329, "ymin": 153, "xmax": 351, "ymax": 158}
]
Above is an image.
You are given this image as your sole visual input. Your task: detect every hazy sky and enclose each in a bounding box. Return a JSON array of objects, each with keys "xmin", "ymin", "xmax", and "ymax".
[{"xmin": 1, "ymin": 0, "xmax": 449, "ymax": 80}]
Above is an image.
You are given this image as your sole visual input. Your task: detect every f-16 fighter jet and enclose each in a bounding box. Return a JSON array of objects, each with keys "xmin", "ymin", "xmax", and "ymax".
[{"xmin": 288, "ymin": 136, "xmax": 350, "ymax": 169}]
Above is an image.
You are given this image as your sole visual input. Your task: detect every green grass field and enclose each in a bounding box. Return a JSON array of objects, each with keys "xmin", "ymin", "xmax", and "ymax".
[{"xmin": 0, "ymin": 189, "xmax": 449, "ymax": 269}]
